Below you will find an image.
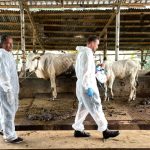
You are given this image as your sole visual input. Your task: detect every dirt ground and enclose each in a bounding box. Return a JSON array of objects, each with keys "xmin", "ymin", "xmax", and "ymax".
[
  {"xmin": 16, "ymin": 93, "xmax": 150, "ymax": 128},
  {"xmin": 0, "ymin": 130, "xmax": 149, "ymax": 149},
  {"xmin": 1, "ymin": 94, "xmax": 149, "ymax": 149}
]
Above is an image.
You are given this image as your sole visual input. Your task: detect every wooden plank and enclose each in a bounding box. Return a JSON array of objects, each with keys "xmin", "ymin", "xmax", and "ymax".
[
  {"xmin": 2, "ymin": 22, "xmax": 150, "ymax": 28},
  {"xmin": 23, "ymin": 2, "xmax": 45, "ymax": 52},
  {"xmin": 1, "ymin": 21, "xmax": 150, "ymax": 29},
  {"xmin": 10, "ymin": 36, "xmax": 150, "ymax": 41},
  {"xmin": 110, "ymin": 31, "xmax": 150, "ymax": 34},
  {"xmin": 1, "ymin": 30, "xmax": 149, "ymax": 35},
  {"xmin": 19, "ymin": 1, "xmax": 26, "ymax": 77},
  {"xmin": 0, "ymin": 30, "xmax": 20, "ymax": 32},
  {"xmin": 33, "ymin": 19, "xmax": 110, "ymax": 22},
  {"xmin": 22, "ymin": 44, "xmax": 150, "ymax": 48},
  {"xmin": 141, "ymin": 50, "xmax": 144, "ymax": 69},
  {"xmin": 12, "ymin": 41, "xmax": 150, "ymax": 44},
  {"xmin": 99, "ymin": 0, "xmax": 123, "ymax": 38},
  {"xmin": 40, "ymin": 31, "xmax": 98, "ymax": 34},
  {"xmin": 115, "ymin": 1, "xmax": 121, "ymax": 61},
  {"xmin": 103, "ymin": 29, "xmax": 108, "ymax": 60},
  {"xmin": 12, "ymin": 42, "xmax": 150, "ymax": 50},
  {"xmin": 33, "ymin": 19, "xmax": 150, "ymax": 24},
  {"xmin": 0, "ymin": 11, "xmax": 150, "ymax": 16},
  {"xmin": 15, "ymin": 46, "xmax": 150, "ymax": 51}
]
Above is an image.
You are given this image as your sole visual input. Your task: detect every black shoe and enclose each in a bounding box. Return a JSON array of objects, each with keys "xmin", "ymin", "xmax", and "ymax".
[
  {"xmin": 5, "ymin": 137, "xmax": 23, "ymax": 144},
  {"xmin": 103, "ymin": 129, "xmax": 119, "ymax": 140},
  {"xmin": 74, "ymin": 130, "xmax": 90, "ymax": 137},
  {"xmin": 0, "ymin": 130, "xmax": 3, "ymax": 136}
]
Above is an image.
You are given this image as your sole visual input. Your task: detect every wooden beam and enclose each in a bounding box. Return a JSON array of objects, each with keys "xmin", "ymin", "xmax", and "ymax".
[
  {"xmin": 2, "ymin": 22, "xmax": 150, "ymax": 28},
  {"xmin": 33, "ymin": 28, "xmax": 36, "ymax": 50},
  {"xmin": 34, "ymin": 19, "xmax": 109, "ymax": 23},
  {"xmin": 24, "ymin": 46, "xmax": 150, "ymax": 50},
  {"xmin": 0, "ymin": 30, "xmax": 97, "ymax": 34},
  {"xmin": 33, "ymin": 19, "xmax": 150, "ymax": 24},
  {"xmin": 115, "ymin": 0, "xmax": 121, "ymax": 61},
  {"xmin": 0, "ymin": 11, "xmax": 150, "ymax": 17},
  {"xmin": 12, "ymin": 43, "xmax": 150, "ymax": 50},
  {"xmin": 12, "ymin": 41, "xmax": 150, "ymax": 45},
  {"xmin": 33, "ymin": 24, "xmax": 150, "ymax": 28},
  {"xmin": 110, "ymin": 31, "xmax": 150, "ymax": 35},
  {"xmin": 23, "ymin": 1, "xmax": 45, "ymax": 52},
  {"xmin": 141, "ymin": 50, "xmax": 144, "ymax": 69},
  {"xmin": 41, "ymin": 31, "xmax": 97, "ymax": 34},
  {"xmin": 19, "ymin": 1, "xmax": 26, "ymax": 77},
  {"xmin": 21, "ymin": 44, "xmax": 150, "ymax": 48},
  {"xmin": 103, "ymin": 29, "xmax": 108, "ymax": 60},
  {"xmin": 0, "ymin": 22, "xmax": 149, "ymax": 28},
  {"xmin": 32, "ymin": 11, "xmax": 150, "ymax": 16},
  {"xmin": 12, "ymin": 41, "xmax": 150, "ymax": 47},
  {"xmin": 10, "ymin": 36, "xmax": 150, "ymax": 41},
  {"xmin": 2, "ymin": 30, "xmax": 150, "ymax": 35},
  {"xmin": 99, "ymin": 0, "xmax": 123, "ymax": 38},
  {"xmin": 0, "ymin": 30, "xmax": 20, "ymax": 32},
  {"xmin": 0, "ymin": 18, "xmax": 149, "ymax": 24}
]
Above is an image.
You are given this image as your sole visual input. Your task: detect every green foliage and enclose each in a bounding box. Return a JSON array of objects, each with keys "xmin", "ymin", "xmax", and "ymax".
[{"xmin": 144, "ymin": 56, "xmax": 150, "ymax": 70}]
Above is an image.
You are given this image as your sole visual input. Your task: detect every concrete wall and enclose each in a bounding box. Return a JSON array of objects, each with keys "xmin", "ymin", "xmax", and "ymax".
[
  {"xmin": 19, "ymin": 76, "xmax": 150, "ymax": 98},
  {"xmin": 19, "ymin": 77, "xmax": 76, "ymax": 98},
  {"xmin": 106, "ymin": 76, "xmax": 150, "ymax": 97}
]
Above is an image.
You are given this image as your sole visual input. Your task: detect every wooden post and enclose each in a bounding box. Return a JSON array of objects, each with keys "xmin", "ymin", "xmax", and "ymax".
[
  {"xmin": 103, "ymin": 29, "xmax": 107, "ymax": 61},
  {"xmin": 99, "ymin": 0, "xmax": 123, "ymax": 39},
  {"xmin": 115, "ymin": 3, "xmax": 120, "ymax": 61},
  {"xmin": 20, "ymin": 1, "xmax": 26, "ymax": 77},
  {"xmin": 16, "ymin": 42, "xmax": 20, "ymax": 71},
  {"xmin": 141, "ymin": 50, "xmax": 144, "ymax": 70},
  {"xmin": 24, "ymin": 3, "xmax": 45, "ymax": 53},
  {"xmin": 33, "ymin": 29, "xmax": 36, "ymax": 51}
]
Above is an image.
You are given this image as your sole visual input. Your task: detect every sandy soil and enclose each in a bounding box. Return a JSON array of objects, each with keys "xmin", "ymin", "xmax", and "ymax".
[{"xmin": 0, "ymin": 130, "xmax": 149, "ymax": 149}]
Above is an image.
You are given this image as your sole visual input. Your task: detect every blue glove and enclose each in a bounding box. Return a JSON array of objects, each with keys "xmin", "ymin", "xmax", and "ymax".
[
  {"xmin": 96, "ymin": 66, "xmax": 100, "ymax": 72},
  {"xmin": 96, "ymin": 66, "xmax": 104, "ymax": 73},
  {"xmin": 86, "ymin": 88, "xmax": 94, "ymax": 97}
]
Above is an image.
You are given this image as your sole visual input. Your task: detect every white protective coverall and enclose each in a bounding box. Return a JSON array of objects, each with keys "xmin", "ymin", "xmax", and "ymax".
[
  {"xmin": 72, "ymin": 46, "xmax": 108, "ymax": 132},
  {"xmin": 0, "ymin": 48, "xmax": 19, "ymax": 141}
]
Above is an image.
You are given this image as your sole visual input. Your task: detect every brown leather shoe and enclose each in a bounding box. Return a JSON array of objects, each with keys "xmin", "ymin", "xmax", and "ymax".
[
  {"xmin": 0, "ymin": 130, "xmax": 3, "ymax": 136},
  {"xmin": 103, "ymin": 129, "xmax": 120, "ymax": 140},
  {"xmin": 5, "ymin": 137, "xmax": 23, "ymax": 144}
]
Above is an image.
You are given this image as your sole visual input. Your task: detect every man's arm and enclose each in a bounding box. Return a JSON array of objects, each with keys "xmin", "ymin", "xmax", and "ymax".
[
  {"xmin": 0, "ymin": 53, "xmax": 12, "ymax": 92},
  {"xmin": 82, "ymin": 50, "xmax": 93, "ymax": 90}
]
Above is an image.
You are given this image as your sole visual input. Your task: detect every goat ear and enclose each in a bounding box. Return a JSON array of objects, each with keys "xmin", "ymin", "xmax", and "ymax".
[{"xmin": 32, "ymin": 56, "xmax": 41, "ymax": 61}]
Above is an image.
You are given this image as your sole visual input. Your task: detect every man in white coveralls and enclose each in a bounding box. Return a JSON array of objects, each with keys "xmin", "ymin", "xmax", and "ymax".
[
  {"xmin": 72, "ymin": 35, "xmax": 120, "ymax": 140},
  {"xmin": 0, "ymin": 34, "xmax": 23, "ymax": 143}
]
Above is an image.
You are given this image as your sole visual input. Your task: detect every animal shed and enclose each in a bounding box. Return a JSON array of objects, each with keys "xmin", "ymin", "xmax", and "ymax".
[{"xmin": 0, "ymin": 0, "xmax": 150, "ymax": 52}]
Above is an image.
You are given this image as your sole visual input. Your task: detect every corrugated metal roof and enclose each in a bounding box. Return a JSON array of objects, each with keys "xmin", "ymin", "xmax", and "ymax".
[{"xmin": 0, "ymin": 0, "xmax": 149, "ymax": 9}]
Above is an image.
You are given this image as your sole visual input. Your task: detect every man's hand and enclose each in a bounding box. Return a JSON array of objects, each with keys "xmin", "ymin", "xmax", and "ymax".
[{"xmin": 86, "ymin": 88, "xmax": 94, "ymax": 97}]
